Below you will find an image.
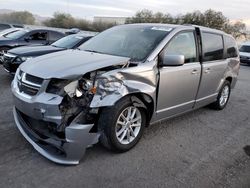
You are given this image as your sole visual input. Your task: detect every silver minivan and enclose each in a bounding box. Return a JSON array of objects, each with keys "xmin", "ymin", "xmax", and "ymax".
[{"xmin": 12, "ymin": 24, "xmax": 240, "ymax": 164}]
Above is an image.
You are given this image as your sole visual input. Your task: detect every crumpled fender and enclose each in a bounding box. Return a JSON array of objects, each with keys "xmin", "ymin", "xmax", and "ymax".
[{"xmin": 90, "ymin": 61, "xmax": 159, "ymax": 108}]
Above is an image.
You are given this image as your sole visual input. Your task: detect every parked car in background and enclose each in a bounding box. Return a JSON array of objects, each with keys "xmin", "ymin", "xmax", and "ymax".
[
  {"xmin": 2, "ymin": 34, "xmax": 93, "ymax": 73},
  {"xmin": 0, "ymin": 28, "xmax": 24, "ymax": 37},
  {"xmin": 0, "ymin": 29, "xmax": 65, "ymax": 58},
  {"xmin": 65, "ymin": 28, "xmax": 81, "ymax": 35},
  {"xmin": 0, "ymin": 23, "xmax": 24, "ymax": 31},
  {"xmin": 0, "ymin": 28, "xmax": 24, "ymax": 64},
  {"xmin": 239, "ymin": 41, "xmax": 250, "ymax": 64},
  {"xmin": 12, "ymin": 24, "xmax": 239, "ymax": 164}
]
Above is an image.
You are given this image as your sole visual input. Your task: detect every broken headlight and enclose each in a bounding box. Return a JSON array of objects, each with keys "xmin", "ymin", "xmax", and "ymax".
[
  {"xmin": 46, "ymin": 78, "xmax": 70, "ymax": 95},
  {"xmin": 75, "ymin": 79, "xmax": 97, "ymax": 97}
]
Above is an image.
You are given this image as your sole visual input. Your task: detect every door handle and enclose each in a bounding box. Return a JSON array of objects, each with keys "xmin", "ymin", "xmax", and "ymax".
[
  {"xmin": 204, "ymin": 68, "xmax": 211, "ymax": 74},
  {"xmin": 191, "ymin": 70, "xmax": 198, "ymax": 75}
]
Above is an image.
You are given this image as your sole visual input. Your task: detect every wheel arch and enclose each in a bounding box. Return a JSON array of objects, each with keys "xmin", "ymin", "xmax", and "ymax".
[
  {"xmin": 97, "ymin": 93, "xmax": 155, "ymax": 126},
  {"xmin": 225, "ymin": 76, "xmax": 232, "ymax": 84}
]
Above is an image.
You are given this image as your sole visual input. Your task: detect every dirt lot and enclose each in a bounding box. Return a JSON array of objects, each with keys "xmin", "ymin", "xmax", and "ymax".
[{"xmin": 0, "ymin": 65, "xmax": 250, "ymax": 188}]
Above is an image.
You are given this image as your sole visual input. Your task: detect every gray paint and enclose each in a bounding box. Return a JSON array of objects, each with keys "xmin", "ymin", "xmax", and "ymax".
[{"xmin": 12, "ymin": 24, "xmax": 240, "ymax": 164}]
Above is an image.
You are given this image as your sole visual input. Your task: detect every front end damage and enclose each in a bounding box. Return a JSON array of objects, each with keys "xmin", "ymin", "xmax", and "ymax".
[{"xmin": 12, "ymin": 60, "xmax": 158, "ymax": 164}]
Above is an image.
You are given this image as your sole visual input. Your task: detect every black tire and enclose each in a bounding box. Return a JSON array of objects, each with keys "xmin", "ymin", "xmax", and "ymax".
[
  {"xmin": 209, "ymin": 80, "xmax": 231, "ymax": 110},
  {"xmin": 98, "ymin": 96, "xmax": 146, "ymax": 152}
]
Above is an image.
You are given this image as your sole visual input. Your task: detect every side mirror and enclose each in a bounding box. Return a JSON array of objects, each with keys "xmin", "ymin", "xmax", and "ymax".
[{"xmin": 161, "ymin": 54, "xmax": 185, "ymax": 66}]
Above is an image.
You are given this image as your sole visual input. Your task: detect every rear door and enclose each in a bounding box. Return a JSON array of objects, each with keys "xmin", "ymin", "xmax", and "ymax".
[
  {"xmin": 156, "ymin": 30, "xmax": 201, "ymax": 119},
  {"xmin": 195, "ymin": 32, "xmax": 227, "ymax": 108}
]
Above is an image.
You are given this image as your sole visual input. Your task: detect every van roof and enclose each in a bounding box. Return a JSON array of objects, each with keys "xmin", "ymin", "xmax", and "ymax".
[{"xmin": 125, "ymin": 23, "xmax": 227, "ymax": 35}]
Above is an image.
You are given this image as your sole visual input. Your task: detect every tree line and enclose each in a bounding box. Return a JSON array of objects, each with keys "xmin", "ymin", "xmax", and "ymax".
[{"xmin": 0, "ymin": 9, "xmax": 247, "ymax": 38}]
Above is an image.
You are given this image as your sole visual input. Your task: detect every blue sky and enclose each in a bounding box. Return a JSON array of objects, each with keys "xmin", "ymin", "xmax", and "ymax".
[{"xmin": 1, "ymin": 0, "xmax": 250, "ymax": 28}]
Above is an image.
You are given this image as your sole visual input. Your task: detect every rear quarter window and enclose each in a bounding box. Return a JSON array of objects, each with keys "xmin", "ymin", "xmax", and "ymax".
[
  {"xmin": 202, "ymin": 32, "xmax": 224, "ymax": 61},
  {"xmin": 224, "ymin": 35, "xmax": 238, "ymax": 58}
]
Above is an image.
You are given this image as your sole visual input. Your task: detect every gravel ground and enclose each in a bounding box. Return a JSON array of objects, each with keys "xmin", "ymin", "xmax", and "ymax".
[{"xmin": 0, "ymin": 65, "xmax": 250, "ymax": 188}]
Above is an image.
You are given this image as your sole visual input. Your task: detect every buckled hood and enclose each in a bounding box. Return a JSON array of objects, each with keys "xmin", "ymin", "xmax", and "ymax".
[{"xmin": 20, "ymin": 49, "xmax": 130, "ymax": 79}]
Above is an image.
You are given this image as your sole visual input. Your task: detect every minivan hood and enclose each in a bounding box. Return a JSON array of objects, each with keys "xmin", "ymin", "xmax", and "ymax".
[
  {"xmin": 9, "ymin": 45, "xmax": 63, "ymax": 57},
  {"xmin": 20, "ymin": 50, "xmax": 130, "ymax": 79}
]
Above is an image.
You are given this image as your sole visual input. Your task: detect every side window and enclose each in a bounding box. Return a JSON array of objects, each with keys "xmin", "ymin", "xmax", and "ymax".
[
  {"xmin": 29, "ymin": 31, "xmax": 48, "ymax": 41},
  {"xmin": 164, "ymin": 31, "xmax": 197, "ymax": 63},
  {"xmin": 50, "ymin": 31, "xmax": 64, "ymax": 42},
  {"xmin": 224, "ymin": 35, "xmax": 238, "ymax": 58},
  {"xmin": 202, "ymin": 33, "xmax": 224, "ymax": 61}
]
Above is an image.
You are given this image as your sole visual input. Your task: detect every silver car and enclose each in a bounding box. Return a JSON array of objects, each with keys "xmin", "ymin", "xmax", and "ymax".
[
  {"xmin": 239, "ymin": 41, "xmax": 250, "ymax": 64},
  {"xmin": 12, "ymin": 24, "xmax": 240, "ymax": 164}
]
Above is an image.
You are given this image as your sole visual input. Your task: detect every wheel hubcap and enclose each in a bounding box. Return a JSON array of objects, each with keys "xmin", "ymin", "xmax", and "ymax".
[
  {"xmin": 115, "ymin": 106, "xmax": 142, "ymax": 145},
  {"xmin": 219, "ymin": 85, "xmax": 229, "ymax": 106}
]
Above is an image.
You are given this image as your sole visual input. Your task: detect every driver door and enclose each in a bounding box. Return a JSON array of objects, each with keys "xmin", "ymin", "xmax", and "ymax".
[{"xmin": 156, "ymin": 31, "xmax": 201, "ymax": 120}]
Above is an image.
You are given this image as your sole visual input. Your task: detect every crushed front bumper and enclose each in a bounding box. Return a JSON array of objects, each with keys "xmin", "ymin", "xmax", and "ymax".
[
  {"xmin": 12, "ymin": 75, "xmax": 100, "ymax": 165},
  {"xmin": 13, "ymin": 108, "xmax": 100, "ymax": 165},
  {"xmin": 13, "ymin": 107, "xmax": 100, "ymax": 165}
]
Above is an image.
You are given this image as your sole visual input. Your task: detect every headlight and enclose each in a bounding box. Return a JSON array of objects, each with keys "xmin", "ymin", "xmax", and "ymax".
[
  {"xmin": 78, "ymin": 79, "xmax": 93, "ymax": 91},
  {"xmin": 19, "ymin": 56, "xmax": 33, "ymax": 62},
  {"xmin": 75, "ymin": 79, "xmax": 96, "ymax": 97},
  {"xmin": 46, "ymin": 79, "xmax": 70, "ymax": 95}
]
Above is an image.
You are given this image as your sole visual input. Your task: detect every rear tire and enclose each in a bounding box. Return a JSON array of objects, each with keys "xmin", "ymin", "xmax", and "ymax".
[
  {"xmin": 98, "ymin": 96, "xmax": 146, "ymax": 152},
  {"xmin": 209, "ymin": 80, "xmax": 231, "ymax": 110}
]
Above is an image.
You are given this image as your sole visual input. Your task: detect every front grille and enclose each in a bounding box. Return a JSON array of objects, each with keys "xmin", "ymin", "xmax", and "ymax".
[
  {"xmin": 3, "ymin": 53, "xmax": 16, "ymax": 63},
  {"xmin": 2, "ymin": 53, "xmax": 17, "ymax": 73},
  {"xmin": 25, "ymin": 74, "xmax": 44, "ymax": 85},
  {"xmin": 17, "ymin": 82, "xmax": 39, "ymax": 96},
  {"xmin": 17, "ymin": 71, "xmax": 44, "ymax": 96}
]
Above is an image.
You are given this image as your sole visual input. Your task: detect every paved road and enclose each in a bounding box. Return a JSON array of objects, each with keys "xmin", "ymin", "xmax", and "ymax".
[{"xmin": 0, "ymin": 65, "xmax": 250, "ymax": 188}]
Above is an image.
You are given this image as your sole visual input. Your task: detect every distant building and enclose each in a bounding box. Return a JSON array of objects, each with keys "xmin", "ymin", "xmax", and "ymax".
[{"xmin": 93, "ymin": 16, "xmax": 128, "ymax": 24}]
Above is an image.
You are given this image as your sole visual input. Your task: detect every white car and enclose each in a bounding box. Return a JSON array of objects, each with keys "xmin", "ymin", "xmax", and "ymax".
[
  {"xmin": 0, "ymin": 28, "xmax": 23, "ymax": 37},
  {"xmin": 239, "ymin": 41, "xmax": 250, "ymax": 64}
]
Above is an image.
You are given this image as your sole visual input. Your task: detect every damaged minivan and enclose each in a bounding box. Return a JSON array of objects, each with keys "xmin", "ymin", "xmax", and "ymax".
[{"xmin": 12, "ymin": 24, "xmax": 240, "ymax": 164}]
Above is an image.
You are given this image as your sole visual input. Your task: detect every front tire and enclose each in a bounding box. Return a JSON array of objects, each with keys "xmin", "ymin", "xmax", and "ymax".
[
  {"xmin": 98, "ymin": 96, "xmax": 146, "ymax": 152},
  {"xmin": 209, "ymin": 80, "xmax": 231, "ymax": 110}
]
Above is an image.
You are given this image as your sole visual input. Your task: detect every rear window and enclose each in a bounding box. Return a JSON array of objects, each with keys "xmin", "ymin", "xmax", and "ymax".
[
  {"xmin": 202, "ymin": 32, "xmax": 224, "ymax": 61},
  {"xmin": 12, "ymin": 24, "xmax": 24, "ymax": 28},
  {"xmin": 49, "ymin": 31, "xmax": 64, "ymax": 42},
  {"xmin": 239, "ymin": 45, "xmax": 250, "ymax": 53},
  {"xmin": 4, "ymin": 30, "xmax": 28, "ymax": 39},
  {"xmin": 224, "ymin": 35, "xmax": 238, "ymax": 58},
  {"xmin": 0, "ymin": 24, "xmax": 11, "ymax": 31}
]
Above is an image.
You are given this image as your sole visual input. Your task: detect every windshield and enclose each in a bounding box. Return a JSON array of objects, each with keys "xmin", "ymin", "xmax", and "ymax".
[
  {"xmin": 79, "ymin": 25, "xmax": 172, "ymax": 61},
  {"xmin": 4, "ymin": 30, "xmax": 28, "ymax": 39},
  {"xmin": 239, "ymin": 45, "xmax": 250, "ymax": 53},
  {"xmin": 52, "ymin": 34, "xmax": 85, "ymax": 48}
]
